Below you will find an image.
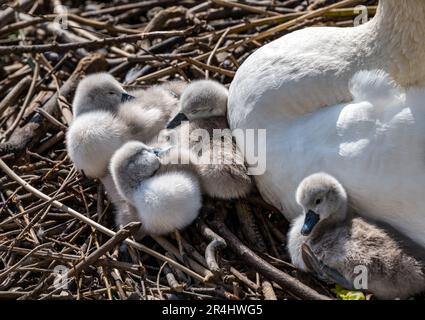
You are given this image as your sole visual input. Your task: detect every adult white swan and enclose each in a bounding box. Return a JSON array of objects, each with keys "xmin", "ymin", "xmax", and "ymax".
[{"xmin": 228, "ymin": 0, "xmax": 425, "ymax": 246}]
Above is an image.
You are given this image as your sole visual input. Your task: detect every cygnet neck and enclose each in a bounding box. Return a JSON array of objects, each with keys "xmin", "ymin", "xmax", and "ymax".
[{"xmin": 369, "ymin": 0, "xmax": 425, "ymax": 86}]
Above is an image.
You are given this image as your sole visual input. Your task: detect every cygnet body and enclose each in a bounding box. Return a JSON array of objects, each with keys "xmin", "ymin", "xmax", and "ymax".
[
  {"xmin": 67, "ymin": 73, "xmax": 187, "ymax": 234},
  {"xmin": 165, "ymin": 80, "xmax": 251, "ymax": 199},
  {"xmin": 67, "ymin": 73, "xmax": 185, "ymax": 179},
  {"xmin": 67, "ymin": 73, "xmax": 134, "ymax": 178},
  {"xmin": 110, "ymin": 141, "xmax": 202, "ymax": 235},
  {"xmin": 288, "ymin": 173, "xmax": 425, "ymax": 300}
]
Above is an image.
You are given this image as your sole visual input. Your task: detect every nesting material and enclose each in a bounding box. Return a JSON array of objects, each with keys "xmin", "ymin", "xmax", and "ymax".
[{"xmin": 1, "ymin": 0, "xmax": 408, "ymax": 300}]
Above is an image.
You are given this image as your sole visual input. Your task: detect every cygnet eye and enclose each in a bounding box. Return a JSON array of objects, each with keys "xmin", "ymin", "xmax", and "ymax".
[
  {"xmin": 315, "ymin": 198, "xmax": 322, "ymax": 205},
  {"xmin": 108, "ymin": 91, "xmax": 116, "ymax": 95},
  {"xmin": 152, "ymin": 148, "xmax": 165, "ymax": 157}
]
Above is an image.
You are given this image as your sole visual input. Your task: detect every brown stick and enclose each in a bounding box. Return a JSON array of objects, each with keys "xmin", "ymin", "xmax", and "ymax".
[
  {"xmin": 81, "ymin": 0, "xmax": 178, "ymax": 17},
  {"xmin": 182, "ymin": 57, "xmax": 236, "ymax": 78},
  {"xmin": 0, "ymin": 0, "xmax": 34, "ymax": 29},
  {"xmin": 262, "ymin": 280, "xmax": 278, "ymax": 300},
  {"xmin": 66, "ymin": 222, "xmax": 141, "ymax": 278},
  {"xmin": 144, "ymin": 6, "xmax": 187, "ymax": 33},
  {"xmin": 0, "ymin": 243, "xmax": 52, "ymax": 283},
  {"xmin": 235, "ymin": 201, "xmax": 267, "ymax": 252},
  {"xmin": 205, "ymin": 28, "xmax": 230, "ymax": 80},
  {"xmin": 210, "ymin": 0, "xmax": 280, "ymax": 17},
  {"xmin": 209, "ymin": 218, "xmax": 331, "ymax": 300},
  {"xmin": 0, "ymin": 244, "xmax": 79, "ymax": 262},
  {"xmin": 0, "ymin": 158, "xmax": 206, "ymax": 283},
  {"xmin": 0, "ymin": 54, "xmax": 106, "ymax": 156},
  {"xmin": 252, "ymin": 0, "xmax": 360, "ymax": 41},
  {"xmin": 0, "ymin": 76, "xmax": 32, "ymax": 116},
  {"xmin": 0, "ymin": 29, "xmax": 193, "ymax": 55},
  {"xmin": 198, "ymin": 222, "xmax": 226, "ymax": 274}
]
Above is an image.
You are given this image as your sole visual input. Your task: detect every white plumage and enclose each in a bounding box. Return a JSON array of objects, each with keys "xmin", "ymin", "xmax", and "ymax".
[
  {"xmin": 66, "ymin": 111, "xmax": 128, "ymax": 178},
  {"xmin": 72, "ymin": 73, "xmax": 128, "ymax": 117},
  {"xmin": 67, "ymin": 72, "xmax": 184, "ymax": 179},
  {"xmin": 67, "ymin": 73, "xmax": 190, "ymax": 235},
  {"xmin": 228, "ymin": 0, "xmax": 425, "ymax": 247},
  {"xmin": 264, "ymin": 70, "xmax": 425, "ymax": 246},
  {"xmin": 67, "ymin": 73, "xmax": 134, "ymax": 178},
  {"xmin": 131, "ymin": 171, "xmax": 201, "ymax": 235},
  {"xmin": 349, "ymin": 70, "xmax": 402, "ymax": 107},
  {"xmin": 178, "ymin": 80, "xmax": 229, "ymax": 120},
  {"xmin": 110, "ymin": 141, "xmax": 202, "ymax": 235}
]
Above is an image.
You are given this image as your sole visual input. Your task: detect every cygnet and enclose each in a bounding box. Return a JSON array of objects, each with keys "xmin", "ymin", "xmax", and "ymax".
[
  {"xmin": 110, "ymin": 141, "xmax": 202, "ymax": 235},
  {"xmin": 165, "ymin": 80, "xmax": 251, "ymax": 199},
  {"xmin": 288, "ymin": 172, "xmax": 425, "ymax": 300}
]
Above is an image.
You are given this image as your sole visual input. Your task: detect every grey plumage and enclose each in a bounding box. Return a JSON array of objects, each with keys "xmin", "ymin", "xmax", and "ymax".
[
  {"xmin": 67, "ymin": 73, "xmax": 187, "ymax": 235},
  {"xmin": 67, "ymin": 73, "xmax": 185, "ymax": 178},
  {"xmin": 121, "ymin": 80, "xmax": 187, "ymax": 143},
  {"xmin": 72, "ymin": 73, "xmax": 127, "ymax": 117},
  {"xmin": 68, "ymin": 75, "xmax": 251, "ymax": 235},
  {"xmin": 178, "ymin": 80, "xmax": 228, "ymax": 120},
  {"xmin": 165, "ymin": 80, "xmax": 252, "ymax": 199},
  {"xmin": 288, "ymin": 172, "xmax": 425, "ymax": 300}
]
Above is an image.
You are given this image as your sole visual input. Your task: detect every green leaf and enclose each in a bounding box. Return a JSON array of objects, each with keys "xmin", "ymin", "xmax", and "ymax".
[
  {"xmin": 8, "ymin": 32, "xmax": 19, "ymax": 40},
  {"xmin": 331, "ymin": 284, "xmax": 366, "ymax": 300}
]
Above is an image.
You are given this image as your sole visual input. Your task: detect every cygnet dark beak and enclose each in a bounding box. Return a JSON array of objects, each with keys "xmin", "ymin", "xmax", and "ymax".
[
  {"xmin": 121, "ymin": 92, "xmax": 136, "ymax": 103},
  {"xmin": 166, "ymin": 113, "xmax": 189, "ymax": 129},
  {"xmin": 152, "ymin": 146, "xmax": 173, "ymax": 157},
  {"xmin": 301, "ymin": 210, "xmax": 320, "ymax": 236}
]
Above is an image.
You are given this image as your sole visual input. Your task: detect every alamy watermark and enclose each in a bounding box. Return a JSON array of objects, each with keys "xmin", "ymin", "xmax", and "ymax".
[
  {"xmin": 354, "ymin": 5, "xmax": 369, "ymax": 27},
  {"xmin": 53, "ymin": 4, "xmax": 69, "ymax": 31},
  {"xmin": 353, "ymin": 265, "xmax": 368, "ymax": 290},
  {"xmin": 154, "ymin": 124, "xmax": 267, "ymax": 176},
  {"xmin": 53, "ymin": 264, "xmax": 69, "ymax": 291}
]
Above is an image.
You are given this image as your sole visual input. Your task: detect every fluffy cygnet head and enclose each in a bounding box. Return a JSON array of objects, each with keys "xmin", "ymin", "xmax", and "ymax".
[
  {"xmin": 167, "ymin": 80, "xmax": 228, "ymax": 129},
  {"xmin": 72, "ymin": 72, "xmax": 135, "ymax": 117},
  {"xmin": 109, "ymin": 141, "xmax": 170, "ymax": 198},
  {"xmin": 296, "ymin": 172, "xmax": 348, "ymax": 236},
  {"xmin": 110, "ymin": 141, "xmax": 201, "ymax": 235}
]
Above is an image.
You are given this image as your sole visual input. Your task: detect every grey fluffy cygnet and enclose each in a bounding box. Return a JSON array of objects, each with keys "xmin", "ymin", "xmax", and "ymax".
[
  {"xmin": 110, "ymin": 141, "xmax": 202, "ymax": 235},
  {"xmin": 67, "ymin": 73, "xmax": 134, "ymax": 178},
  {"xmin": 66, "ymin": 72, "xmax": 184, "ymax": 179},
  {"xmin": 72, "ymin": 73, "xmax": 135, "ymax": 117},
  {"xmin": 287, "ymin": 172, "xmax": 425, "ymax": 300},
  {"xmin": 66, "ymin": 73, "xmax": 186, "ymax": 236},
  {"xmin": 165, "ymin": 80, "xmax": 252, "ymax": 199}
]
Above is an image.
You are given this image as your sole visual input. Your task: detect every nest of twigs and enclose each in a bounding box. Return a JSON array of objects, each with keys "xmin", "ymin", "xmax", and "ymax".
[{"xmin": 0, "ymin": 0, "xmax": 378, "ymax": 300}]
